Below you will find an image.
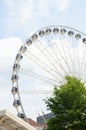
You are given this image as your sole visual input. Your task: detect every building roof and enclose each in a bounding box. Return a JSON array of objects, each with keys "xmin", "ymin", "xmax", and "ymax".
[
  {"xmin": 27, "ymin": 118, "xmax": 42, "ymax": 127},
  {"xmin": 0, "ymin": 110, "xmax": 36, "ymax": 130}
]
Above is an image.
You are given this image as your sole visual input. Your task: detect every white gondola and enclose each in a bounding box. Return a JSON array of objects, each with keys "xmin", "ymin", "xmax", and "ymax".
[
  {"xmin": 32, "ymin": 34, "xmax": 38, "ymax": 41},
  {"xmin": 53, "ymin": 28, "xmax": 59, "ymax": 34},
  {"xmin": 83, "ymin": 38, "xmax": 86, "ymax": 43},
  {"xmin": 39, "ymin": 30, "xmax": 45, "ymax": 37},
  {"xmin": 13, "ymin": 64, "xmax": 20, "ymax": 71},
  {"xmin": 17, "ymin": 113, "xmax": 25, "ymax": 118},
  {"xmin": 46, "ymin": 28, "xmax": 52, "ymax": 35},
  {"xmin": 13, "ymin": 100, "xmax": 21, "ymax": 107},
  {"xmin": 68, "ymin": 30, "xmax": 74, "ymax": 37},
  {"xmin": 11, "ymin": 75, "xmax": 19, "ymax": 82},
  {"xmin": 11, "ymin": 87, "xmax": 18, "ymax": 94},
  {"xmin": 75, "ymin": 34, "xmax": 81, "ymax": 40},
  {"xmin": 60, "ymin": 28, "xmax": 66, "ymax": 35},
  {"xmin": 16, "ymin": 53, "xmax": 23, "ymax": 61},
  {"xmin": 26, "ymin": 39, "xmax": 32, "ymax": 46},
  {"xmin": 20, "ymin": 46, "xmax": 27, "ymax": 53}
]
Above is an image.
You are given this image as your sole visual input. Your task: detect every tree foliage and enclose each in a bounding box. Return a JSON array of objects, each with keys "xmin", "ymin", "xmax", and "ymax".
[{"xmin": 44, "ymin": 76, "xmax": 86, "ymax": 130}]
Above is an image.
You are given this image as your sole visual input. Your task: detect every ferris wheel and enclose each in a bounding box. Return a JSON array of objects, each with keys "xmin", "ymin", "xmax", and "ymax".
[{"xmin": 11, "ymin": 25, "xmax": 86, "ymax": 124}]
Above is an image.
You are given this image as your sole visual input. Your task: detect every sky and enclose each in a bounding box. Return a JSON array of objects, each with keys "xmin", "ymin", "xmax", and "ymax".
[{"xmin": 0, "ymin": 0, "xmax": 86, "ymax": 118}]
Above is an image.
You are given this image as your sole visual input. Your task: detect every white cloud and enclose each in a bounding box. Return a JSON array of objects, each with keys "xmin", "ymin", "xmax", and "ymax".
[
  {"xmin": 4, "ymin": 0, "xmax": 34, "ymax": 25},
  {"xmin": 0, "ymin": 37, "xmax": 23, "ymax": 112},
  {"xmin": 2, "ymin": 0, "xmax": 72, "ymax": 32},
  {"xmin": 0, "ymin": 37, "xmax": 22, "ymax": 71},
  {"xmin": 56, "ymin": 0, "xmax": 72, "ymax": 12},
  {"xmin": 0, "ymin": 36, "xmax": 22, "ymax": 74}
]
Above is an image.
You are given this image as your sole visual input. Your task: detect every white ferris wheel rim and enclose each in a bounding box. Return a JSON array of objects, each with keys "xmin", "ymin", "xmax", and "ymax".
[{"xmin": 11, "ymin": 25, "xmax": 86, "ymax": 124}]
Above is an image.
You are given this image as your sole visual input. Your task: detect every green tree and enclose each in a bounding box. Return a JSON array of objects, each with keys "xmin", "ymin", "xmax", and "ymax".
[{"xmin": 44, "ymin": 76, "xmax": 86, "ymax": 130}]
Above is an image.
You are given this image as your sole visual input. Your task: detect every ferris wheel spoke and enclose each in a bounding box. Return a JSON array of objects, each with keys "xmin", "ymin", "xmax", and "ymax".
[
  {"xmin": 76, "ymin": 47, "xmax": 81, "ymax": 78},
  {"xmin": 42, "ymin": 35, "xmax": 70, "ymax": 76},
  {"xmin": 35, "ymin": 38, "xmax": 70, "ymax": 79},
  {"xmin": 78, "ymin": 43, "xmax": 86, "ymax": 78},
  {"xmin": 45, "ymin": 32, "xmax": 72, "ymax": 75},
  {"xmin": 47, "ymin": 34, "xmax": 73, "ymax": 75},
  {"xmin": 24, "ymin": 51, "xmax": 66, "ymax": 83},
  {"xmin": 20, "ymin": 89, "xmax": 53, "ymax": 94},
  {"xmin": 35, "ymin": 38, "xmax": 67, "ymax": 75},
  {"xmin": 19, "ymin": 67, "xmax": 64, "ymax": 86},
  {"xmin": 57, "ymin": 34, "xmax": 72, "ymax": 74},
  {"xmin": 64, "ymin": 39, "xmax": 75, "ymax": 76},
  {"xmin": 70, "ymin": 35, "xmax": 79, "ymax": 76}
]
